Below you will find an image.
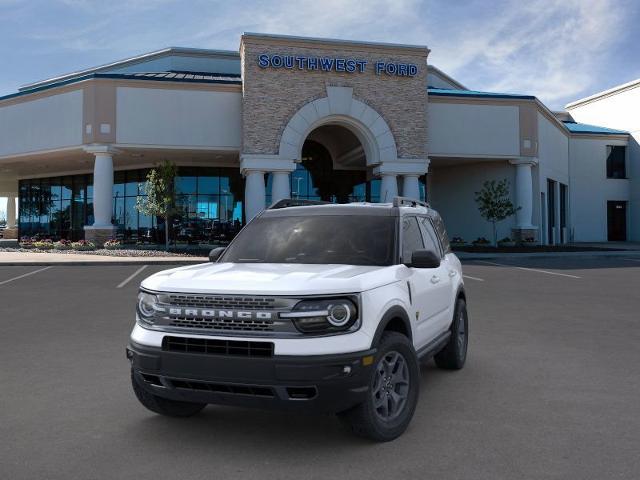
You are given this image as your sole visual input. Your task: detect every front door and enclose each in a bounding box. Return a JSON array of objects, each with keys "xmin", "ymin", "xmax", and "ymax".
[
  {"xmin": 607, "ymin": 201, "xmax": 627, "ymax": 241},
  {"xmin": 547, "ymin": 179, "xmax": 556, "ymax": 244},
  {"xmin": 400, "ymin": 216, "xmax": 450, "ymax": 349}
]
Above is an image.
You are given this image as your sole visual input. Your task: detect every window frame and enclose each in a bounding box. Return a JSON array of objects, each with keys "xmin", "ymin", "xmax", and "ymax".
[
  {"xmin": 400, "ymin": 215, "xmax": 425, "ymax": 264},
  {"xmin": 606, "ymin": 145, "xmax": 627, "ymax": 179},
  {"xmin": 418, "ymin": 215, "xmax": 444, "ymax": 259}
]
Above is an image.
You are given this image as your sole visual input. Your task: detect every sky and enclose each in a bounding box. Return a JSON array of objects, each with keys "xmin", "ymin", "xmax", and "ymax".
[{"xmin": 1, "ymin": 0, "xmax": 640, "ymax": 215}]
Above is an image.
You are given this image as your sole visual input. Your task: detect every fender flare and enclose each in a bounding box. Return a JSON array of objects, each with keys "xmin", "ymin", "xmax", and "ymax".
[
  {"xmin": 456, "ymin": 284, "xmax": 467, "ymax": 303},
  {"xmin": 371, "ymin": 305, "xmax": 413, "ymax": 347}
]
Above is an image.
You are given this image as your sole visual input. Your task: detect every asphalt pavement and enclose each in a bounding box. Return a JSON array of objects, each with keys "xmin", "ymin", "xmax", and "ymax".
[{"xmin": 1, "ymin": 257, "xmax": 639, "ymax": 480}]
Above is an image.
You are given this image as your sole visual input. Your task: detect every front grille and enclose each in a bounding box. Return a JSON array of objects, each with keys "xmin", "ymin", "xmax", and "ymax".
[
  {"xmin": 151, "ymin": 293, "xmax": 300, "ymax": 336},
  {"xmin": 166, "ymin": 294, "xmax": 278, "ymax": 310},
  {"xmin": 168, "ymin": 316, "xmax": 275, "ymax": 332},
  {"xmin": 162, "ymin": 336, "xmax": 274, "ymax": 357},
  {"xmin": 169, "ymin": 379, "xmax": 275, "ymax": 398}
]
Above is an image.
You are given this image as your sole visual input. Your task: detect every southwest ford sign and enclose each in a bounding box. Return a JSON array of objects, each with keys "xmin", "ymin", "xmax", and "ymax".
[{"xmin": 257, "ymin": 53, "xmax": 418, "ymax": 77}]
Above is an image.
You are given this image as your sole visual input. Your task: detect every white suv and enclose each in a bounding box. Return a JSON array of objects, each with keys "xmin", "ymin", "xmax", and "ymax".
[{"xmin": 127, "ymin": 198, "xmax": 468, "ymax": 441}]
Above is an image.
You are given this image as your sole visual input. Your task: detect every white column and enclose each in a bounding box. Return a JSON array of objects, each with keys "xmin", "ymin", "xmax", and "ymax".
[
  {"xmin": 379, "ymin": 174, "xmax": 398, "ymax": 203},
  {"xmin": 271, "ymin": 171, "xmax": 290, "ymax": 204},
  {"xmin": 6, "ymin": 195, "xmax": 17, "ymax": 229},
  {"xmin": 402, "ymin": 175, "xmax": 420, "ymax": 200},
  {"xmin": 91, "ymin": 152, "xmax": 115, "ymax": 227},
  {"xmin": 510, "ymin": 158, "xmax": 537, "ymax": 229},
  {"xmin": 244, "ymin": 170, "xmax": 266, "ymax": 221}
]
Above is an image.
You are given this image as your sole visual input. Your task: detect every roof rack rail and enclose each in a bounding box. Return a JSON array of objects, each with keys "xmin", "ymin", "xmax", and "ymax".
[
  {"xmin": 268, "ymin": 198, "xmax": 331, "ymax": 209},
  {"xmin": 392, "ymin": 196, "xmax": 430, "ymax": 208}
]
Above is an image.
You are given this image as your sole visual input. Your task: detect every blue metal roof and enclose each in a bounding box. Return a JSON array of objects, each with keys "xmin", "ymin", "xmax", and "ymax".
[
  {"xmin": 562, "ymin": 121, "xmax": 628, "ymax": 135},
  {"xmin": 0, "ymin": 71, "xmax": 242, "ymax": 102},
  {"xmin": 427, "ymin": 87, "xmax": 535, "ymax": 100}
]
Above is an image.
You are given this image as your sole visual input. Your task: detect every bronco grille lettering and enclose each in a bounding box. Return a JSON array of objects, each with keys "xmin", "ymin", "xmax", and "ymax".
[{"xmin": 167, "ymin": 308, "xmax": 274, "ymax": 320}]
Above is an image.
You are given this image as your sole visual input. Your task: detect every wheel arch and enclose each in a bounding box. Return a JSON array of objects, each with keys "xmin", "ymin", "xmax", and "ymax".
[
  {"xmin": 456, "ymin": 285, "xmax": 466, "ymax": 302},
  {"xmin": 371, "ymin": 305, "xmax": 413, "ymax": 347}
]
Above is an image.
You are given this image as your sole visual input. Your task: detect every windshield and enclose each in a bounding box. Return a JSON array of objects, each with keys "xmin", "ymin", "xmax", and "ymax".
[{"xmin": 221, "ymin": 215, "xmax": 397, "ymax": 266}]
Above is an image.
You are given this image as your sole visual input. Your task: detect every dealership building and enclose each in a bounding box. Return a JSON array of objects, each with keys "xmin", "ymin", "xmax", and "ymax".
[{"xmin": 0, "ymin": 33, "xmax": 637, "ymax": 246}]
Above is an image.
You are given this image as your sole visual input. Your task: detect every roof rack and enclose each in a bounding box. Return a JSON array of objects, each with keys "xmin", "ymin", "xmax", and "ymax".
[
  {"xmin": 392, "ymin": 197, "xmax": 430, "ymax": 208},
  {"xmin": 268, "ymin": 198, "xmax": 331, "ymax": 209}
]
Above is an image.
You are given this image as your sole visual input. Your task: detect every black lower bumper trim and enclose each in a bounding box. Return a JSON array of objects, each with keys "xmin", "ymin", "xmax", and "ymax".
[{"xmin": 128, "ymin": 341, "xmax": 376, "ymax": 413}]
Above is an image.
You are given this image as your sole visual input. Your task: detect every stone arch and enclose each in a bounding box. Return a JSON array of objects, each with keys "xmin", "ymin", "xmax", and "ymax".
[{"xmin": 278, "ymin": 86, "xmax": 398, "ymax": 166}]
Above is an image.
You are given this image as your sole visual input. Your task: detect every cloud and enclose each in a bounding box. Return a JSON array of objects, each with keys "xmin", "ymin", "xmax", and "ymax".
[
  {"xmin": 425, "ymin": 0, "xmax": 633, "ymax": 108},
  {"xmin": 1, "ymin": 0, "xmax": 636, "ymax": 109}
]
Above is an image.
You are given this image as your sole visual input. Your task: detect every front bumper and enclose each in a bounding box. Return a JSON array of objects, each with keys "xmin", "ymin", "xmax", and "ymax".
[{"xmin": 127, "ymin": 341, "xmax": 376, "ymax": 414}]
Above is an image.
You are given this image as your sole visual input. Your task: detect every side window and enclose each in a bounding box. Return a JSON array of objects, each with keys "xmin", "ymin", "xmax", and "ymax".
[
  {"xmin": 418, "ymin": 217, "xmax": 442, "ymax": 257},
  {"xmin": 402, "ymin": 216, "xmax": 424, "ymax": 263},
  {"xmin": 432, "ymin": 214, "xmax": 451, "ymax": 254}
]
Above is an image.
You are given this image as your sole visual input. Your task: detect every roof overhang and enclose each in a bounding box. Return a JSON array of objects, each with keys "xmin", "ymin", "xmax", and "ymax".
[
  {"xmin": 565, "ymin": 78, "xmax": 640, "ymax": 109},
  {"xmin": 19, "ymin": 47, "xmax": 240, "ymax": 93}
]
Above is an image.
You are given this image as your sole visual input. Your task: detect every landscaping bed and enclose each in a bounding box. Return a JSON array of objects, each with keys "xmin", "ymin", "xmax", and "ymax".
[{"xmin": 0, "ymin": 247, "xmax": 202, "ymax": 257}]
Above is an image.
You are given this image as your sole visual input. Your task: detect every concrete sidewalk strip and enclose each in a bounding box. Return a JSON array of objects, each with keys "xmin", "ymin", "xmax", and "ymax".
[
  {"xmin": 0, "ymin": 266, "xmax": 52, "ymax": 286},
  {"xmin": 0, "ymin": 252, "xmax": 207, "ymax": 266},
  {"xmin": 476, "ymin": 260, "xmax": 581, "ymax": 279}
]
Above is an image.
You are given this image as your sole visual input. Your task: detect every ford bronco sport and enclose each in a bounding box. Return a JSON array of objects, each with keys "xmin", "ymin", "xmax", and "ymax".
[{"xmin": 127, "ymin": 197, "xmax": 468, "ymax": 441}]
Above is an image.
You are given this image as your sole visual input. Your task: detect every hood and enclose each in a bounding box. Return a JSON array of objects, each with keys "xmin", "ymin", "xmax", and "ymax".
[{"xmin": 141, "ymin": 262, "xmax": 402, "ymax": 295}]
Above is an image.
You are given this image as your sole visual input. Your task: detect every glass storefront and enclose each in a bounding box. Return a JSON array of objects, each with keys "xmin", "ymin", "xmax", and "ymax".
[
  {"xmin": 266, "ymin": 164, "xmax": 427, "ymax": 205},
  {"xmin": 18, "ymin": 174, "xmax": 94, "ymax": 241},
  {"xmin": 19, "ymin": 167, "xmax": 244, "ymax": 245},
  {"xmin": 18, "ymin": 162, "xmax": 423, "ymax": 244}
]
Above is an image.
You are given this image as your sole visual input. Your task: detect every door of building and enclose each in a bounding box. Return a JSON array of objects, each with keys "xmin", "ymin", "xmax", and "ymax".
[
  {"xmin": 607, "ymin": 201, "xmax": 627, "ymax": 241},
  {"xmin": 547, "ymin": 179, "xmax": 556, "ymax": 244}
]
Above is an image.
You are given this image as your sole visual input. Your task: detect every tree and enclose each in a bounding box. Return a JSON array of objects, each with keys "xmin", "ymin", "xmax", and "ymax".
[
  {"xmin": 136, "ymin": 160, "xmax": 178, "ymax": 251},
  {"xmin": 474, "ymin": 179, "xmax": 519, "ymax": 246}
]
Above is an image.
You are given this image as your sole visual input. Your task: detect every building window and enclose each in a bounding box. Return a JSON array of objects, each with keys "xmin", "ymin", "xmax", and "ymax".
[
  {"xmin": 18, "ymin": 167, "xmax": 244, "ymax": 245},
  {"xmin": 606, "ymin": 146, "xmax": 626, "ymax": 179},
  {"xmin": 267, "ymin": 163, "xmax": 382, "ymax": 205}
]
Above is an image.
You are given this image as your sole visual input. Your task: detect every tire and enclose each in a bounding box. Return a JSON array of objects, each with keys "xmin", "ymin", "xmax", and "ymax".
[
  {"xmin": 131, "ymin": 370, "xmax": 206, "ymax": 417},
  {"xmin": 434, "ymin": 298, "xmax": 468, "ymax": 370},
  {"xmin": 338, "ymin": 332, "xmax": 420, "ymax": 442}
]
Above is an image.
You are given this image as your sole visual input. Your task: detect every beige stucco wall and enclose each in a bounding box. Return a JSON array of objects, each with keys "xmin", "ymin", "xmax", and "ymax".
[{"xmin": 240, "ymin": 35, "xmax": 429, "ymax": 160}]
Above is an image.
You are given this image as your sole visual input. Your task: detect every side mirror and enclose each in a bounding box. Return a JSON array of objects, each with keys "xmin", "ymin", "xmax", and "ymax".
[
  {"xmin": 208, "ymin": 247, "xmax": 226, "ymax": 262},
  {"xmin": 407, "ymin": 249, "xmax": 441, "ymax": 268}
]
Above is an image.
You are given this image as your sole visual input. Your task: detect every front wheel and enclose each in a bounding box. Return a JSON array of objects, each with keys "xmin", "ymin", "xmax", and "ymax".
[
  {"xmin": 131, "ymin": 370, "xmax": 206, "ymax": 417},
  {"xmin": 338, "ymin": 332, "xmax": 419, "ymax": 442},
  {"xmin": 434, "ymin": 298, "xmax": 468, "ymax": 370}
]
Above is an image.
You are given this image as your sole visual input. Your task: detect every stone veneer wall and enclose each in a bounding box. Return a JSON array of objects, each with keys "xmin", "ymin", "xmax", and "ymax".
[{"xmin": 240, "ymin": 36, "xmax": 429, "ymax": 160}]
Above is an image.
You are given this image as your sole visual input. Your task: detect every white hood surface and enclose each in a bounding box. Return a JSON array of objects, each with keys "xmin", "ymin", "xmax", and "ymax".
[{"xmin": 141, "ymin": 262, "xmax": 402, "ymax": 295}]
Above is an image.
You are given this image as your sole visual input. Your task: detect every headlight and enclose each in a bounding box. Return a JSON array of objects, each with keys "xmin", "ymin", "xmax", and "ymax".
[
  {"xmin": 281, "ymin": 297, "xmax": 359, "ymax": 334},
  {"xmin": 137, "ymin": 291, "xmax": 159, "ymax": 324}
]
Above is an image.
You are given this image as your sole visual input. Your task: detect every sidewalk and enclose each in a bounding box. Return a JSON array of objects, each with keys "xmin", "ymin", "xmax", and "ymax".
[{"xmin": 0, "ymin": 251, "xmax": 207, "ymax": 266}]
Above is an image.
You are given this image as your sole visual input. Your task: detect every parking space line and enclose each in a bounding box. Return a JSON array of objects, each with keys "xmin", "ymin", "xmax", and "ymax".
[
  {"xmin": 463, "ymin": 274, "xmax": 484, "ymax": 282},
  {"xmin": 624, "ymin": 258, "xmax": 640, "ymax": 263},
  {"xmin": 476, "ymin": 260, "xmax": 581, "ymax": 279},
  {"xmin": 117, "ymin": 265, "xmax": 148, "ymax": 289},
  {"xmin": 0, "ymin": 266, "xmax": 52, "ymax": 286}
]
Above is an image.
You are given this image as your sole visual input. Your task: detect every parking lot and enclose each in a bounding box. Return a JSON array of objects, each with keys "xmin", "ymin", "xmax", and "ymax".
[{"xmin": 1, "ymin": 256, "xmax": 640, "ymax": 480}]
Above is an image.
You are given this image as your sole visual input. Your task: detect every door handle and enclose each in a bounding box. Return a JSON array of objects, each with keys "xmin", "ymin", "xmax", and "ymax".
[
  {"xmin": 430, "ymin": 275, "xmax": 440, "ymax": 284},
  {"xmin": 449, "ymin": 270, "xmax": 457, "ymax": 278}
]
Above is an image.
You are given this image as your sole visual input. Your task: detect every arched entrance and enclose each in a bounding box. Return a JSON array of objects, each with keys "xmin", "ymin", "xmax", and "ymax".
[
  {"xmin": 243, "ymin": 86, "xmax": 428, "ymax": 220},
  {"xmin": 282, "ymin": 124, "xmax": 381, "ymax": 203}
]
